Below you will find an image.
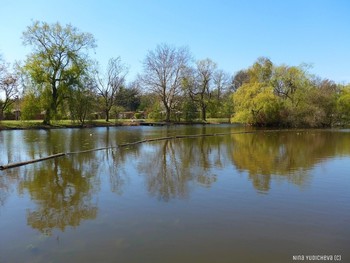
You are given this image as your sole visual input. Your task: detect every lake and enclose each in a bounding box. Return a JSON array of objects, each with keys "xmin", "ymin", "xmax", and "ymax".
[{"xmin": 0, "ymin": 125, "xmax": 349, "ymax": 263}]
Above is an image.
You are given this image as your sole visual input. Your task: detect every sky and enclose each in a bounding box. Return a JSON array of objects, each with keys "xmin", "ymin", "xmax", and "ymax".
[{"xmin": 1, "ymin": 0, "xmax": 349, "ymax": 83}]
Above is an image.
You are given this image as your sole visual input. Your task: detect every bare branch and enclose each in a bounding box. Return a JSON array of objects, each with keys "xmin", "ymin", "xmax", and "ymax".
[
  {"xmin": 140, "ymin": 43, "xmax": 190, "ymax": 122},
  {"xmin": 95, "ymin": 57, "xmax": 128, "ymax": 121}
]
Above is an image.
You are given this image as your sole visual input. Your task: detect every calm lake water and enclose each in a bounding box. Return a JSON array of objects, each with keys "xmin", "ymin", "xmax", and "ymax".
[{"xmin": 0, "ymin": 125, "xmax": 349, "ymax": 263}]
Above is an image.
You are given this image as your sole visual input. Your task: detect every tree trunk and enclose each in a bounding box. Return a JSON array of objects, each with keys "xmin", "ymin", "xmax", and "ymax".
[
  {"xmin": 165, "ymin": 110, "xmax": 171, "ymax": 122},
  {"xmin": 43, "ymin": 83, "xmax": 58, "ymax": 125},
  {"xmin": 105, "ymin": 109, "xmax": 109, "ymax": 122},
  {"xmin": 165, "ymin": 107, "xmax": 171, "ymax": 122},
  {"xmin": 201, "ymin": 104, "xmax": 207, "ymax": 122},
  {"xmin": 43, "ymin": 108, "xmax": 51, "ymax": 125}
]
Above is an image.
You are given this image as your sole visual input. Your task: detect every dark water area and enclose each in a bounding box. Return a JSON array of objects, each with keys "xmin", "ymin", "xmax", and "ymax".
[{"xmin": 0, "ymin": 125, "xmax": 349, "ymax": 263}]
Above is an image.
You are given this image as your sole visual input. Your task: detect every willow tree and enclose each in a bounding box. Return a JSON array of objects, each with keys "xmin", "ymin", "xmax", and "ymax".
[
  {"xmin": 141, "ymin": 43, "xmax": 190, "ymax": 122},
  {"xmin": 22, "ymin": 21, "xmax": 96, "ymax": 124}
]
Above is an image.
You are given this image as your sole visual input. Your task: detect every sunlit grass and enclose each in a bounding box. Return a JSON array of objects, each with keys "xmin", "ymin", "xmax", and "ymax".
[
  {"xmin": 0, "ymin": 118, "xmax": 230, "ymax": 129},
  {"xmin": 206, "ymin": 118, "xmax": 231, "ymax": 123},
  {"xmin": 0, "ymin": 120, "xmax": 44, "ymax": 128}
]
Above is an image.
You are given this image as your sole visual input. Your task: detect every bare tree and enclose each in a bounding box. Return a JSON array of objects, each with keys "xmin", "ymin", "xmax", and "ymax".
[
  {"xmin": 187, "ymin": 58, "xmax": 217, "ymax": 121},
  {"xmin": 232, "ymin": 69, "xmax": 250, "ymax": 91},
  {"xmin": 213, "ymin": 69, "xmax": 231, "ymax": 97},
  {"xmin": 0, "ymin": 59, "xmax": 19, "ymax": 120},
  {"xmin": 141, "ymin": 43, "xmax": 190, "ymax": 122},
  {"xmin": 95, "ymin": 57, "xmax": 128, "ymax": 121}
]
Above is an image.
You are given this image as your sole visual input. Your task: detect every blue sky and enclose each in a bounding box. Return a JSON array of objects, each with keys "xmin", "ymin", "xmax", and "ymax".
[{"xmin": 1, "ymin": 0, "xmax": 349, "ymax": 83}]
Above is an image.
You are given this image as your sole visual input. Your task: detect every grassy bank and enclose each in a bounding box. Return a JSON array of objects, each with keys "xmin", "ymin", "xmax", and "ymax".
[
  {"xmin": 0, "ymin": 119, "xmax": 131, "ymax": 130},
  {"xmin": 0, "ymin": 118, "xmax": 231, "ymax": 130}
]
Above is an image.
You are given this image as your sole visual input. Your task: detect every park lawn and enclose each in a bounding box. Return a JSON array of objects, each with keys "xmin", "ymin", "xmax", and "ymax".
[
  {"xmin": 0, "ymin": 120, "xmax": 44, "ymax": 129},
  {"xmin": 0, "ymin": 118, "xmax": 231, "ymax": 130},
  {"xmin": 0, "ymin": 119, "xmax": 141, "ymax": 129}
]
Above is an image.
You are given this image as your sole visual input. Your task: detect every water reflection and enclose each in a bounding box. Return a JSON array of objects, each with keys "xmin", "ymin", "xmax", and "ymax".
[
  {"xmin": 1, "ymin": 128, "xmax": 350, "ymax": 224},
  {"xmin": 0, "ymin": 172, "xmax": 10, "ymax": 206},
  {"xmin": 230, "ymin": 130, "xmax": 350, "ymax": 192},
  {"xmin": 137, "ymin": 136, "xmax": 233, "ymax": 201},
  {"xmin": 1, "ymin": 127, "xmax": 350, "ymax": 263},
  {"xmin": 18, "ymin": 155, "xmax": 100, "ymax": 235}
]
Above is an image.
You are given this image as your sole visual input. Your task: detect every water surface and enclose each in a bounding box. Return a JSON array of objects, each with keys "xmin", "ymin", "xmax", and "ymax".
[{"xmin": 0, "ymin": 126, "xmax": 349, "ymax": 263}]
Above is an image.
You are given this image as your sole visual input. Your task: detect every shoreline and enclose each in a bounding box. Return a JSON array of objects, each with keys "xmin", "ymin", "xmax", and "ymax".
[
  {"xmin": 2, "ymin": 120, "xmax": 347, "ymax": 131},
  {"xmin": 0, "ymin": 120, "xmax": 231, "ymax": 131}
]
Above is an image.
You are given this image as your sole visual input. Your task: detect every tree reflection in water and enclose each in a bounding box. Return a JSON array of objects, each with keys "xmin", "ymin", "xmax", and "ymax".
[
  {"xmin": 135, "ymin": 130, "xmax": 350, "ymax": 197},
  {"xmin": 230, "ymin": 131, "xmax": 350, "ymax": 192},
  {"xmin": 0, "ymin": 174, "xmax": 9, "ymax": 206},
  {"xmin": 18, "ymin": 156, "xmax": 99, "ymax": 235},
  {"xmin": 137, "ymin": 136, "xmax": 227, "ymax": 201},
  {"xmin": 1, "ymin": 128, "xmax": 350, "ymax": 233}
]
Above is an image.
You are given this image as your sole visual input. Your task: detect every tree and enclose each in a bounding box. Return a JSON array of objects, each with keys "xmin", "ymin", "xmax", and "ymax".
[
  {"xmin": 305, "ymin": 78, "xmax": 339, "ymax": 127},
  {"xmin": 69, "ymin": 73, "xmax": 98, "ymax": 125},
  {"xmin": 115, "ymin": 81, "xmax": 141, "ymax": 111},
  {"xmin": 337, "ymin": 86, "xmax": 350, "ymax": 125},
  {"xmin": 20, "ymin": 92, "xmax": 41, "ymax": 120},
  {"xmin": 232, "ymin": 58, "xmax": 339, "ymax": 127},
  {"xmin": 95, "ymin": 57, "xmax": 128, "ymax": 121},
  {"xmin": 270, "ymin": 64, "xmax": 316, "ymax": 126},
  {"xmin": 141, "ymin": 43, "xmax": 190, "ymax": 122},
  {"xmin": 187, "ymin": 59, "xmax": 217, "ymax": 121},
  {"xmin": 210, "ymin": 69, "xmax": 232, "ymax": 118},
  {"xmin": 232, "ymin": 83, "xmax": 281, "ymax": 126},
  {"xmin": 0, "ymin": 55, "xmax": 4, "ymax": 79},
  {"xmin": 248, "ymin": 57, "xmax": 273, "ymax": 84},
  {"xmin": 232, "ymin": 69, "xmax": 250, "ymax": 91},
  {"xmin": 0, "ymin": 58, "xmax": 19, "ymax": 120},
  {"xmin": 181, "ymin": 96, "xmax": 198, "ymax": 121},
  {"xmin": 271, "ymin": 65, "xmax": 309, "ymax": 103},
  {"xmin": 22, "ymin": 21, "xmax": 96, "ymax": 124},
  {"xmin": 138, "ymin": 92, "xmax": 157, "ymax": 112}
]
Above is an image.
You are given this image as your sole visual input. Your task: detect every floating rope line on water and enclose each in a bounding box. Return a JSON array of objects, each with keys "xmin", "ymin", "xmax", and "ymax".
[{"xmin": 0, "ymin": 130, "xmax": 284, "ymax": 170}]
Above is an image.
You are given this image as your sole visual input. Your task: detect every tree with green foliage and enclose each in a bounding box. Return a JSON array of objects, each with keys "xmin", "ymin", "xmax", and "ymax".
[
  {"xmin": 248, "ymin": 57, "xmax": 273, "ymax": 84},
  {"xmin": 19, "ymin": 67, "xmax": 43, "ymax": 120},
  {"xmin": 22, "ymin": 21, "xmax": 96, "ymax": 124},
  {"xmin": 68, "ymin": 73, "xmax": 98, "ymax": 125},
  {"xmin": 270, "ymin": 64, "xmax": 314, "ymax": 126},
  {"xmin": 233, "ymin": 57, "xmax": 344, "ymax": 127},
  {"xmin": 232, "ymin": 58, "xmax": 335, "ymax": 127},
  {"xmin": 232, "ymin": 83, "xmax": 281, "ymax": 126},
  {"xmin": 232, "ymin": 57, "xmax": 279, "ymax": 126},
  {"xmin": 181, "ymin": 95, "xmax": 198, "ymax": 122},
  {"xmin": 138, "ymin": 92, "xmax": 156, "ymax": 112},
  {"xmin": 20, "ymin": 92, "xmax": 41, "ymax": 120},
  {"xmin": 115, "ymin": 82, "xmax": 141, "ymax": 111},
  {"xmin": 337, "ymin": 86, "xmax": 350, "ymax": 125},
  {"xmin": 271, "ymin": 65, "xmax": 309, "ymax": 103},
  {"xmin": 305, "ymin": 78, "xmax": 339, "ymax": 127}
]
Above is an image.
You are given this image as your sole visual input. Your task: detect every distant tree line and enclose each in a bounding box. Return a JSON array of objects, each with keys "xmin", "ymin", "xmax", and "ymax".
[{"xmin": 0, "ymin": 21, "xmax": 349, "ymax": 127}]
